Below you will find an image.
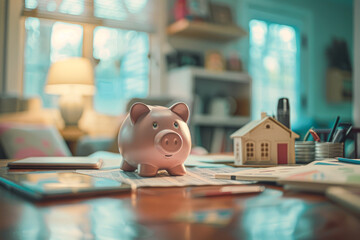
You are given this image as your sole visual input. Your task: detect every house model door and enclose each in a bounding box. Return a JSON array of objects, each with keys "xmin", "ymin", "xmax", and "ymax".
[{"xmin": 277, "ymin": 143, "xmax": 288, "ymax": 164}]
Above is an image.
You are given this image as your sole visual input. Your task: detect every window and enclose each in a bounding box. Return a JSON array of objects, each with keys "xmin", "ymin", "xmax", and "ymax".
[
  {"xmin": 246, "ymin": 142, "xmax": 255, "ymax": 161},
  {"xmin": 25, "ymin": 0, "xmax": 85, "ymax": 15},
  {"xmin": 93, "ymin": 27, "xmax": 149, "ymax": 114},
  {"xmin": 260, "ymin": 142, "xmax": 270, "ymax": 160},
  {"xmin": 249, "ymin": 19, "xmax": 300, "ymax": 124},
  {"xmin": 24, "ymin": 18, "xmax": 83, "ymax": 108},
  {"xmin": 23, "ymin": 0, "xmax": 153, "ymax": 115},
  {"xmin": 235, "ymin": 141, "xmax": 240, "ymax": 159}
]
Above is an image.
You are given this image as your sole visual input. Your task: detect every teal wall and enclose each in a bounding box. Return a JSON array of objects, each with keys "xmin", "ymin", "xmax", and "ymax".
[{"xmin": 235, "ymin": 0, "xmax": 353, "ymax": 128}]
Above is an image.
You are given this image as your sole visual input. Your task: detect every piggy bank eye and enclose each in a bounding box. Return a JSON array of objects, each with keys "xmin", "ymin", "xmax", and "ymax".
[
  {"xmin": 173, "ymin": 122, "xmax": 179, "ymax": 128},
  {"xmin": 152, "ymin": 122, "xmax": 158, "ymax": 129}
]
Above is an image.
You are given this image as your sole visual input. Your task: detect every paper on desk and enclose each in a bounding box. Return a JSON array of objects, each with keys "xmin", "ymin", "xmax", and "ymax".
[{"xmin": 76, "ymin": 168, "xmax": 252, "ymax": 188}]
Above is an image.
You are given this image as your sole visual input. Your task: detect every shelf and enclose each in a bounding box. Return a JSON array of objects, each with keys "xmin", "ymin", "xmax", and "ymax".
[
  {"xmin": 170, "ymin": 67, "xmax": 251, "ymax": 84},
  {"xmin": 192, "ymin": 115, "xmax": 250, "ymax": 127},
  {"xmin": 167, "ymin": 19, "xmax": 247, "ymax": 42}
]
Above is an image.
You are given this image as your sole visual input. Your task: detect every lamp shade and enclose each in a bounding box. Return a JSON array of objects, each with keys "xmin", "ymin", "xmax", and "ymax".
[{"xmin": 45, "ymin": 57, "xmax": 95, "ymax": 95}]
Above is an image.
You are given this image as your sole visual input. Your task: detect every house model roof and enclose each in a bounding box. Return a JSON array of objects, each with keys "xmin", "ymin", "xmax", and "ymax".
[{"xmin": 231, "ymin": 116, "xmax": 300, "ymax": 139}]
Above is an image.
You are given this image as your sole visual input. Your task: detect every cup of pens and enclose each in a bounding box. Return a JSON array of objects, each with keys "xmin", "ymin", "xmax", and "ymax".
[
  {"xmin": 311, "ymin": 116, "xmax": 348, "ymax": 161},
  {"xmin": 295, "ymin": 141, "xmax": 315, "ymax": 163},
  {"xmin": 315, "ymin": 142, "xmax": 344, "ymax": 160}
]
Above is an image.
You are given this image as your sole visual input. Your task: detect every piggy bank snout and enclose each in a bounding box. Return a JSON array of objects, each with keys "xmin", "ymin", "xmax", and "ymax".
[{"xmin": 155, "ymin": 130, "xmax": 183, "ymax": 155}]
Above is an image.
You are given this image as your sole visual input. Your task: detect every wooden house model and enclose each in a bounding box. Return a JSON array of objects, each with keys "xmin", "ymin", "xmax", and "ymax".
[{"xmin": 231, "ymin": 113, "xmax": 299, "ymax": 165}]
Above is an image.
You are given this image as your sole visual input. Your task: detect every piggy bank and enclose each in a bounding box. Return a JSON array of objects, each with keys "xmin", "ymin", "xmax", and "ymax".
[{"xmin": 118, "ymin": 102, "xmax": 191, "ymax": 177}]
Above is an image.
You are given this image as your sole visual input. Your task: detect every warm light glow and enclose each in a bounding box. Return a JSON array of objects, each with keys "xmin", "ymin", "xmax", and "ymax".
[
  {"xmin": 45, "ymin": 57, "xmax": 95, "ymax": 95},
  {"xmin": 45, "ymin": 84, "xmax": 95, "ymax": 96}
]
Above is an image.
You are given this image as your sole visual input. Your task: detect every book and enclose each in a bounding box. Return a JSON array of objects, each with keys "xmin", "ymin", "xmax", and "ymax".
[
  {"xmin": 0, "ymin": 172, "xmax": 131, "ymax": 201},
  {"xmin": 7, "ymin": 157, "xmax": 103, "ymax": 169}
]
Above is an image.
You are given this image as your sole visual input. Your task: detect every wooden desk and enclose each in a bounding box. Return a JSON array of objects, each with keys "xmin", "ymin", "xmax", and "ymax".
[{"xmin": 0, "ymin": 160, "xmax": 359, "ymax": 239}]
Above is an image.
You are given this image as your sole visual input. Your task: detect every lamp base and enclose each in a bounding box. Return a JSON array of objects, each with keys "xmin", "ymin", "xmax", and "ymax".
[{"xmin": 59, "ymin": 95, "xmax": 84, "ymax": 126}]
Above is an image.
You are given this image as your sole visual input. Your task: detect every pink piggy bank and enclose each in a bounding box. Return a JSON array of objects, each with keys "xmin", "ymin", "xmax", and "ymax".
[{"xmin": 118, "ymin": 102, "xmax": 191, "ymax": 177}]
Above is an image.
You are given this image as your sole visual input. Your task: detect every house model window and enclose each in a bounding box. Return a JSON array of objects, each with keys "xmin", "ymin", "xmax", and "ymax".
[
  {"xmin": 246, "ymin": 142, "xmax": 255, "ymax": 161},
  {"xmin": 265, "ymin": 124, "xmax": 271, "ymax": 129},
  {"xmin": 260, "ymin": 142, "xmax": 270, "ymax": 160}
]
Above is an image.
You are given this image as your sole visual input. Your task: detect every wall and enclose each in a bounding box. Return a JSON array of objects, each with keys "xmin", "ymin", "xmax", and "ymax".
[{"xmin": 237, "ymin": 0, "xmax": 353, "ymax": 125}]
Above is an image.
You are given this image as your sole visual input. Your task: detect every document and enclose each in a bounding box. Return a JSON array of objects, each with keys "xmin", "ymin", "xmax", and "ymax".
[
  {"xmin": 215, "ymin": 166, "xmax": 302, "ymax": 182},
  {"xmin": 278, "ymin": 164, "xmax": 360, "ymax": 192},
  {"xmin": 77, "ymin": 168, "xmax": 252, "ymax": 188}
]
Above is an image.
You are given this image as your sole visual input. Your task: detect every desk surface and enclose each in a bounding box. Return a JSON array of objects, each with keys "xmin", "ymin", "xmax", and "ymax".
[{"xmin": 0, "ymin": 160, "xmax": 359, "ymax": 240}]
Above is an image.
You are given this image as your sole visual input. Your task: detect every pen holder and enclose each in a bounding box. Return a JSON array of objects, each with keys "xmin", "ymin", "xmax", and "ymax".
[
  {"xmin": 295, "ymin": 141, "xmax": 315, "ymax": 163},
  {"xmin": 315, "ymin": 142, "xmax": 344, "ymax": 161}
]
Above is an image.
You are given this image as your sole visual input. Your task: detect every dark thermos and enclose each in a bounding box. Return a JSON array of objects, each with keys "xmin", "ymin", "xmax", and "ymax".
[{"xmin": 277, "ymin": 98, "xmax": 290, "ymax": 129}]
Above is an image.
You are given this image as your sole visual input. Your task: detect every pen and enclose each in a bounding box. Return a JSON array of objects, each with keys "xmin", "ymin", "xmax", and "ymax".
[
  {"xmin": 337, "ymin": 157, "xmax": 360, "ymax": 165},
  {"xmin": 327, "ymin": 116, "xmax": 340, "ymax": 142},
  {"xmin": 340, "ymin": 125, "xmax": 353, "ymax": 142},
  {"xmin": 309, "ymin": 129, "xmax": 321, "ymax": 142},
  {"xmin": 191, "ymin": 186, "xmax": 265, "ymax": 198}
]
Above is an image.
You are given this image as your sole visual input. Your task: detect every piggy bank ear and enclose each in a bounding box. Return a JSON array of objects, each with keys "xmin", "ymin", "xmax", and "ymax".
[
  {"xmin": 130, "ymin": 102, "xmax": 150, "ymax": 124},
  {"xmin": 170, "ymin": 102, "xmax": 189, "ymax": 122}
]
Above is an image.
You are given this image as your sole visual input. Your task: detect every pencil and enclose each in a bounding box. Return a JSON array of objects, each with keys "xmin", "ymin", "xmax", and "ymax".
[{"xmin": 309, "ymin": 129, "xmax": 321, "ymax": 142}]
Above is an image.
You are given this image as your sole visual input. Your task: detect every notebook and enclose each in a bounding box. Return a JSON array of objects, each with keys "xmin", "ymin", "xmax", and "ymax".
[
  {"xmin": 7, "ymin": 157, "xmax": 103, "ymax": 169},
  {"xmin": 0, "ymin": 171, "xmax": 131, "ymax": 201}
]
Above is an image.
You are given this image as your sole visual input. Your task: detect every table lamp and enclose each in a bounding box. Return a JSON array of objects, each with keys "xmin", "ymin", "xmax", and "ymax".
[{"xmin": 45, "ymin": 57, "xmax": 95, "ymax": 126}]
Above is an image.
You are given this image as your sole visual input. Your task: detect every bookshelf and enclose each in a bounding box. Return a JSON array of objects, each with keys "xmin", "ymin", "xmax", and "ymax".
[{"xmin": 167, "ymin": 67, "xmax": 252, "ymax": 153}]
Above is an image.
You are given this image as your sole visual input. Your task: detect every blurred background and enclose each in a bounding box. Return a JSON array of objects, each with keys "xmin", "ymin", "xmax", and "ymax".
[{"xmin": 0, "ymin": 0, "xmax": 358, "ymax": 157}]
